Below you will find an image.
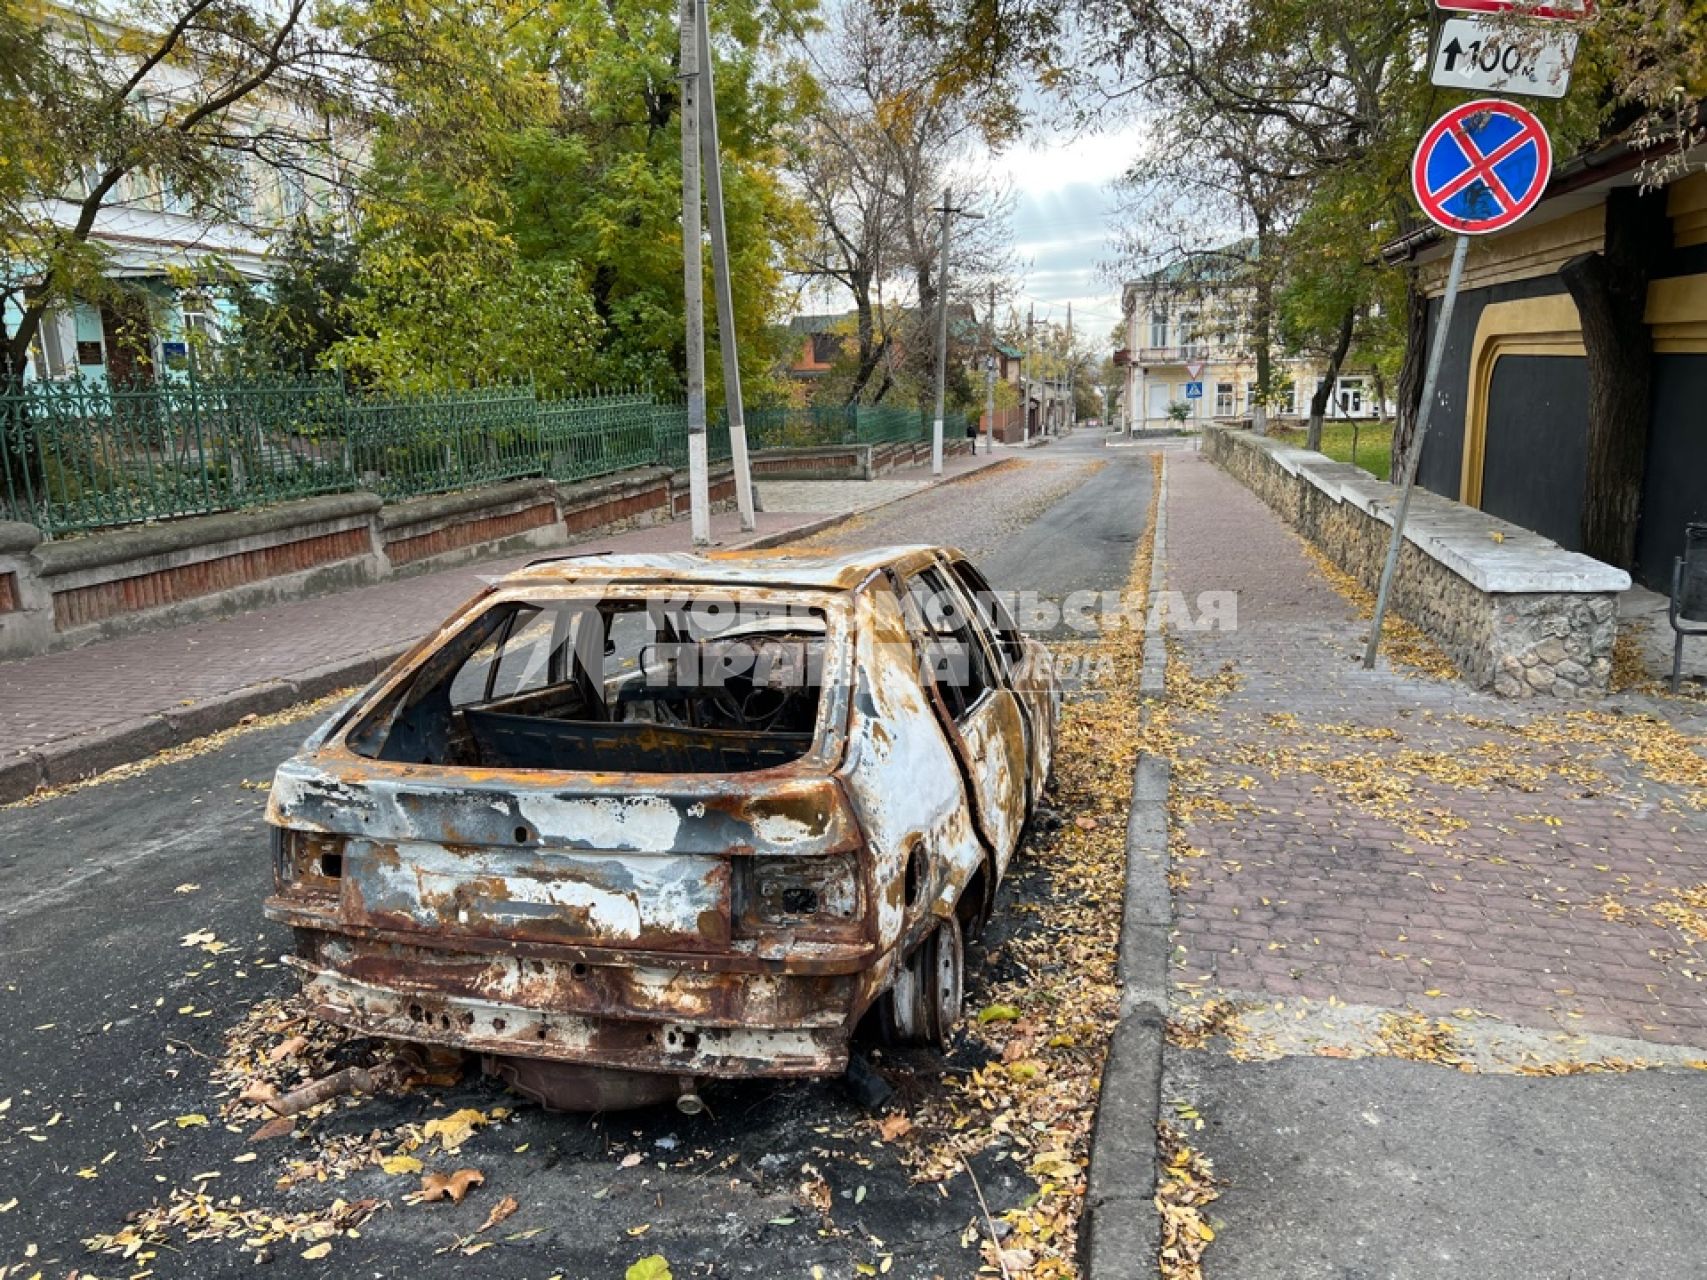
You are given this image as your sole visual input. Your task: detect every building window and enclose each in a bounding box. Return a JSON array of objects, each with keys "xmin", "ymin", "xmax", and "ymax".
[
  {"xmin": 1336, "ymin": 377, "xmax": 1365, "ymax": 417},
  {"xmin": 32, "ymin": 308, "xmax": 74, "ymax": 380},
  {"xmin": 280, "ymin": 168, "xmax": 308, "ymax": 220},
  {"xmin": 73, "ymin": 302, "xmax": 106, "ymax": 369},
  {"xmin": 1214, "ymin": 382, "xmax": 1235, "ymax": 416},
  {"xmin": 178, "ymin": 295, "xmax": 221, "ymax": 367},
  {"xmin": 1179, "ymin": 311, "xmax": 1200, "ymax": 357},
  {"xmin": 225, "ymin": 156, "xmax": 257, "ymax": 223},
  {"xmin": 1244, "ymin": 381, "xmax": 1258, "ymax": 414},
  {"xmin": 1149, "ymin": 309, "xmax": 1168, "ymax": 349}
]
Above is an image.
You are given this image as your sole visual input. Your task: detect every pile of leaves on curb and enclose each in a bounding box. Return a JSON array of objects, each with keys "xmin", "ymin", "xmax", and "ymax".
[{"xmin": 1154, "ymin": 1121, "xmax": 1220, "ymax": 1280}]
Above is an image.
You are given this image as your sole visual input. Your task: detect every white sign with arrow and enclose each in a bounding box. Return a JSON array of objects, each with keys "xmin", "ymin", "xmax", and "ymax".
[{"xmin": 1431, "ymin": 16, "xmax": 1578, "ymax": 98}]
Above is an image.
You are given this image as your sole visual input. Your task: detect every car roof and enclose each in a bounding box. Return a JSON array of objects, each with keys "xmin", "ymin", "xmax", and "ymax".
[{"xmin": 503, "ymin": 546, "xmax": 952, "ymax": 592}]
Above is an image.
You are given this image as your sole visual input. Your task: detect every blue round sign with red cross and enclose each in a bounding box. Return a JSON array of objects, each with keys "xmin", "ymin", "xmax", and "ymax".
[{"xmin": 1412, "ymin": 99, "xmax": 1553, "ymax": 235}]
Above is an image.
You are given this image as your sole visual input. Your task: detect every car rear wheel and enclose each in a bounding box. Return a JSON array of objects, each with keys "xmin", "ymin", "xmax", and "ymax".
[
  {"xmin": 926, "ymin": 914, "xmax": 965, "ymax": 1044},
  {"xmin": 878, "ymin": 917, "xmax": 965, "ymax": 1050}
]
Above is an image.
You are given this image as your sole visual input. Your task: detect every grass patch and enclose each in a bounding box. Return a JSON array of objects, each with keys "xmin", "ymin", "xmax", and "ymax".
[{"xmin": 1270, "ymin": 420, "xmax": 1393, "ymax": 478}]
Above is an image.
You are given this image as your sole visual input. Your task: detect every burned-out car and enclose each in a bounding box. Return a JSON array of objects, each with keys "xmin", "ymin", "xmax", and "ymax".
[{"xmin": 264, "ymin": 547, "xmax": 1058, "ymax": 1110}]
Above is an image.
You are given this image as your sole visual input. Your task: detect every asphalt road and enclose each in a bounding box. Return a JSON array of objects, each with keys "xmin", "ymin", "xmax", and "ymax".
[{"xmin": 0, "ymin": 433, "xmax": 1153, "ymax": 1280}]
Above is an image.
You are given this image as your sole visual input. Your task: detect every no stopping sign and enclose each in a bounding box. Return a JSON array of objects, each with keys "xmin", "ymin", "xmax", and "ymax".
[{"xmin": 1412, "ymin": 99, "xmax": 1553, "ymax": 235}]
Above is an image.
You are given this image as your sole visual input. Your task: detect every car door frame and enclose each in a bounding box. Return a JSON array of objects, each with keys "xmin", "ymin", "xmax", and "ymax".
[
  {"xmin": 889, "ymin": 558, "xmax": 1030, "ymax": 881},
  {"xmin": 940, "ymin": 553, "xmax": 1056, "ymax": 803}
]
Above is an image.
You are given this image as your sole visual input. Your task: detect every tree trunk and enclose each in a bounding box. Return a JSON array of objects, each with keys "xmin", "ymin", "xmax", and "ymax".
[
  {"xmin": 1559, "ymin": 185, "xmax": 1666, "ymax": 568},
  {"xmin": 1252, "ymin": 219, "xmax": 1274, "ymax": 436},
  {"xmin": 1, "ymin": 319, "xmax": 42, "ymax": 518},
  {"xmin": 1390, "ymin": 271, "xmax": 1429, "ymax": 482},
  {"xmin": 1253, "ymin": 275, "xmax": 1274, "ymax": 436},
  {"xmin": 845, "ymin": 275, "xmax": 885, "ymax": 405},
  {"xmin": 1306, "ymin": 307, "xmax": 1355, "ymax": 452}
]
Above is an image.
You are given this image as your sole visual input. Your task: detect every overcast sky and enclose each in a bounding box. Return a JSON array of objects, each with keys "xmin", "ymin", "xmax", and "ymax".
[
  {"xmin": 988, "ymin": 124, "xmax": 1145, "ymax": 346},
  {"xmin": 788, "ymin": 117, "xmax": 1150, "ymax": 352}
]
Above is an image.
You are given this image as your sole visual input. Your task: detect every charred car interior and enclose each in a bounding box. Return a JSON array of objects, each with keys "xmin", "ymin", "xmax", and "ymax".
[
  {"xmin": 265, "ymin": 548, "xmax": 1059, "ymax": 1111},
  {"xmin": 347, "ymin": 596, "xmax": 831, "ymax": 775}
]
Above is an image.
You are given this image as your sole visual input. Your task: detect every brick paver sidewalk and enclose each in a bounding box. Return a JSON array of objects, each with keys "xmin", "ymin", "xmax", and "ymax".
[
  {"xmin": 0, "ymin": 453, "xmax": 1004, "ymax": 770},
  {"xmin": 1163, "ymin": 451, "xmax": 1707, "ymax": 1049}
]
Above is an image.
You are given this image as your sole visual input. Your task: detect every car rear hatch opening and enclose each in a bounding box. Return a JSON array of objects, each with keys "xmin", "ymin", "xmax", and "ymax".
[{"xmin": 344, "ymin": 587, "xmax": 843, "ymax": 776}]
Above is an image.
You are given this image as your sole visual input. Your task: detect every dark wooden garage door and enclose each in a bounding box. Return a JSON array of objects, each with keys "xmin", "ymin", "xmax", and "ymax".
[{"xmin": 1480, "ymin": 354, "xmax": 1590, "ymax": 553}]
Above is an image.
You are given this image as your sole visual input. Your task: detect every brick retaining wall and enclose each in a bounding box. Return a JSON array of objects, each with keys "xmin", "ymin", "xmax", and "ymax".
[{"xmin": 51, "ymin": 525, "xmax": 373, "ymax": 629}]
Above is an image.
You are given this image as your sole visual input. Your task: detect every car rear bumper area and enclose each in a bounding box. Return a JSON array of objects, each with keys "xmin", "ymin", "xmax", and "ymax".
[
  {"xmin": 281, "ymin": 926, "xmax": 862, "ymax": 1079},
  {"xmin": 294, "ymin": 963, "xmax": 850, "ymax": 1078}
]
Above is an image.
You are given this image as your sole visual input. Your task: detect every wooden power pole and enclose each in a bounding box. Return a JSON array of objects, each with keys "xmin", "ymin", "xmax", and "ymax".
[{"xmin": 929, "ymin": 189, "xmax": 981, "ymax": 476}]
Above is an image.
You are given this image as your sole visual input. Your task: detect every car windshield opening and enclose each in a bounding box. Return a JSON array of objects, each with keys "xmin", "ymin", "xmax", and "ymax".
[{"xmin": 346, "ymin": 594, "xmax": 831, "ymax": 774}]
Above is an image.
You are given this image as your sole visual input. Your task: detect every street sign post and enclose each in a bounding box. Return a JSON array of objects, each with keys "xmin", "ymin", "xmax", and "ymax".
[
  {"xmin": 1435, "ymin": 0, "xmax": 1594, "ymax": 19},
  {"xmin": 1184, "ymin": 381, "xmax": 1204, "ymax": 401},
  {"xmin": 1431, "ymin": 16, "xmax": 1578, "ymax": 98},
  {"xmin": 1186, "ymin": 360, "xmax": 1206, "ymax": 380},
  {"xmin": 1364, "ymin": 98, "xmax": 1554, "ymax": 669}
]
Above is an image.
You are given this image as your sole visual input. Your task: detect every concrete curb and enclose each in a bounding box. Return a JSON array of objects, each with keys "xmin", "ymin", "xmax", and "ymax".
[
  {"xmin": 0, "ymin": 457, "xmax": 1013, "ymax": 805},
  {"xmin": 0, "ymin": 643, "xmax": 410, "ymax": 805},
  {"xmin": 1085, "ymin": 454, "xmax": 1171, "ymax": 1279}
]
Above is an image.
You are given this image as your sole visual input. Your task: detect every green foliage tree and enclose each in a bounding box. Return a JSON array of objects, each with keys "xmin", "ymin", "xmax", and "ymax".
[
  {"xmin": 225, "ymin": 219, "xmax": 360, "ymax": 374},
  {"xmin": 335, "ymin": 221, "xmax": 602, "ymax": 394},
  {"xmin": 0, "ymin": 0, "xmax": 379, "ymax": 387},
  {"xmin": 328, "ymin": 0, "xmax": 813, "ymax": 401}
]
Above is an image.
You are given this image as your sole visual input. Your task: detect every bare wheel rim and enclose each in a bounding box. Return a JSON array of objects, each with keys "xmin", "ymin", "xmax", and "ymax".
[
  {"xmin": 926, "ymin": 916, "xmax": 965, "ymax": 1048},
  {"xmin": 887, "ymin": 954, "xmax": 929, "ymax": 1044}
]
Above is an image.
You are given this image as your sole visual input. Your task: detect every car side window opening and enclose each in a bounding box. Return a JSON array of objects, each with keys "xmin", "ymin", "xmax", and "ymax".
[
  {"xmin": 902, "ymin": 568, "xmax": 991, "ymax": 721},
  {"xmin": 447, "ymin": 604, "xmax": 584, "ymax": 706},
  {"xmin": 947, "ymin": 559, "xmax": 1025, "ymax": 673}
]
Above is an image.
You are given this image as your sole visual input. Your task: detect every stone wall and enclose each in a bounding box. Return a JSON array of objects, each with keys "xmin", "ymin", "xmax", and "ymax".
[
  {"xmin": 746, "ymin": 437, "xmax": 974, "ymax": 482},
  {"xmin": 1203, "ymin": 427, "xmax": 1630, "ymax": 697}
]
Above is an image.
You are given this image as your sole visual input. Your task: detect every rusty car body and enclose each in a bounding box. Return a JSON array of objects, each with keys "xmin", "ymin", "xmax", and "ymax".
[{"xmin": 264, "ymin": 546, "xmax": 1059, "ymax": 1109}]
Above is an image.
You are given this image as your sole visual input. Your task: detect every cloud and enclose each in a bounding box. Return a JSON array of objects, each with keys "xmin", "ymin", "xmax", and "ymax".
[{"xmin": 990, "ymin": 122, "xmax": 1149, "ymax": 327}]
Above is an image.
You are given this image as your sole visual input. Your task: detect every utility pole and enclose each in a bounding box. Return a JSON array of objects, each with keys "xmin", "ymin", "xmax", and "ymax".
[
  {"xmin": 1022, "ymin": 304, "xmax": 1034, "ymax": 444},
  {"xmin": 1065, "ymin": 302, "xmax": 1075, "ymax": 435},
  {"xmin": 983, "ymin": 282, "xmax": 996, "ymax": 455},
  {"xmin": 929, "ymin": 188, "xmax": 982, "ymax": 477},
  {"xmin": 695, "ymin": 0, "xmax": 755, "ymax": 531},
  {"xmin": 677, "ymin": 0, "xmax": 710, "ymax": 546}
]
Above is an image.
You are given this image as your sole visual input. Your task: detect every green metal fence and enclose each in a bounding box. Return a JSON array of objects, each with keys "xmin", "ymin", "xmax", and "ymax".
[{"xmin": 0, "ymin": 375, "xmax": 939, "ymax": 538}]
